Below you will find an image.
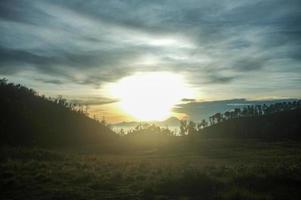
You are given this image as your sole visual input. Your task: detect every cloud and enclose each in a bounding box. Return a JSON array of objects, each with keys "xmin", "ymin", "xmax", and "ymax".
[
  {"xmin": 70, "ymin": 97, "xmax": 118, "ymax": 106},
  {"xmin": 0, "ymin": 0, "xmax": 300, "ymax": 101},
  {"xmin": 181, "ymin": 98, "xmax": 196, "ymax": 102},
  {"xmin": 34, "ymin": 78, "xmax": 64, "ymax": 85},
  {"xmin": 206, "ymin": 75, "xmax": 236, "ymax": 84},
  {"xmin": 232, "ymin": 58, "xmax": 266, "ymax": 72}
]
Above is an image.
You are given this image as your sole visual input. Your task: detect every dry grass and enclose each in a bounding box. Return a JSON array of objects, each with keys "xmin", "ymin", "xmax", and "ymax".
[{"xmin": 1, "ymin": 139, "xmax": 301, "ymax": 200}]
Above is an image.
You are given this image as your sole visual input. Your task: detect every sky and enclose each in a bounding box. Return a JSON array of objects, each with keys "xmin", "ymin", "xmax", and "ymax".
[{"xmin": 0, "ymin": 0, "xmax": 301, "ymax": 122}]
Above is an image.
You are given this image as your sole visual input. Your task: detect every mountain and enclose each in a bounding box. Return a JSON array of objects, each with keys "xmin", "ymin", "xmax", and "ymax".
[
  {"xmin": 159, "ymin": 117, "xmax": 181, "ymax": 127},
  {"xmin": 112, "ymin": 117, "xmax": 181, "ymax": 129},
  {"xmin": 0, "ymin": 79, "xmax": 116, "ymax": 147}
]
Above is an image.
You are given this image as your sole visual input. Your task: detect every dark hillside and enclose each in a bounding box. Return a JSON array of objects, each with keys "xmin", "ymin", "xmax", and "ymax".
[
  {"xmin": 202, "ymin": 108, "xmax": 301, "ymax": 139},
  {"xmin": 0, "ymin": 79, "xmax": 116, "ymax": 147}
]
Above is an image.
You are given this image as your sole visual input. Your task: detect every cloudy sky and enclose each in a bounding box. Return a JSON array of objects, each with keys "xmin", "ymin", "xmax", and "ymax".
[{"xmin": 1, "ymin": 0, "xmax": 301, "ymax": 122}]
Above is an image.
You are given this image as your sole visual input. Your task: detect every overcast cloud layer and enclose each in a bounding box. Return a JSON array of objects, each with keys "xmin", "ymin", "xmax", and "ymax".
[{"xmin": 1, "ymin": 0, "xmax": 301, "ymax": 120}]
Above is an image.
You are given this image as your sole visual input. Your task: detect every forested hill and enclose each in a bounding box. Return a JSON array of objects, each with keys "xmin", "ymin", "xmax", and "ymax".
[
  {"xmin": 201, "ymin": 108, "xmax": 301, "ymax": 139},
  {"xmin": 0, "ymin": 79, "xmax": 116, "ymax": 147}
]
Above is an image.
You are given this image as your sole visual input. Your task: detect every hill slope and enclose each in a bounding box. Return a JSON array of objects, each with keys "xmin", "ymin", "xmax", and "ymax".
[
  {"xmin": 0, "ymin": 79, "xmax": 116, "ymax": 147},
  {"xmin": 202, "ymin": 109, "xmax": 301, "ymax": 139}
]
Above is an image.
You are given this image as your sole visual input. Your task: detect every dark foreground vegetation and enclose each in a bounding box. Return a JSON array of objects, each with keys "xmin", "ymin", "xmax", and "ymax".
[
  {"xmin": 1, "ymin": 79, "xmax": 301, "ymax": 200},
  {"xmin": 1, "ymin": 140, "xmax": 301, "ymax": 200}
]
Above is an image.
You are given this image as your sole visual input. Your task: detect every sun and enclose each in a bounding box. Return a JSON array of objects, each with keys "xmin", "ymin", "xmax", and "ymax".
[{"xmin": 109, "ymin": 72, "xmax": 194, "ymax": 121}]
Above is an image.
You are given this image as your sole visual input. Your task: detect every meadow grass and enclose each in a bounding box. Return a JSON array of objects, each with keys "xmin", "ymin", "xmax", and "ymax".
[{"xmin": 1, "ymin": 139, "xmax": 301, "ymax": 200}]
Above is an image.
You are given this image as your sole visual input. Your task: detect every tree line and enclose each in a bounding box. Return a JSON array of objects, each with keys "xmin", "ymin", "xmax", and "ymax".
[{"xmin": 178, "ymin": 100, "xmax": 301, "ymax": 136}]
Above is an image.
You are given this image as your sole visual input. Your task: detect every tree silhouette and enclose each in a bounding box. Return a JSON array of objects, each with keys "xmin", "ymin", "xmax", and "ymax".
[
  {"xmin": 187, "ymin": 121, "xmax": 197, "ymax": 135},
  {"xmin": 211, "ymin": 113, "xmax": 222, "ymax": 124},
  {"xmin": 197, "ymin": 119, "xmax": 208, "ymax": 131},
  {"xmin": 209, "ymin": 116, "xmax": 214, "ymax": 126},
  {"xmin": 224, "ymin": 111, "xmax": 231, "ymax": 120},
  {"xmin": 180, "ymin": 120, "xmax": 188, "ymax": 136},
  {"xmin": 234, "ymin": 108, "xmax": 241, "ymax": 118}
]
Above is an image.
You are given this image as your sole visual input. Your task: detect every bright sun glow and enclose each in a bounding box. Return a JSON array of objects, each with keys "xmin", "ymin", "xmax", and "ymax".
[{"xmin": 110, "ymin": 72, "xmax": 194, "ymax": 121}]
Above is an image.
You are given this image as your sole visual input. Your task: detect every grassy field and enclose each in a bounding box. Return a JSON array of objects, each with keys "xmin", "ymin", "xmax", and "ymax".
[{"xmin": 1, "ymin": 139, "xmax": 301, "ymax": 200}]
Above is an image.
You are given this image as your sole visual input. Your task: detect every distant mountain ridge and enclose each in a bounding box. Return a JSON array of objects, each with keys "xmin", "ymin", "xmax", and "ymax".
[{"xmin": 112, "ymin": 117, "xmax": 181, "ymax": 128}]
